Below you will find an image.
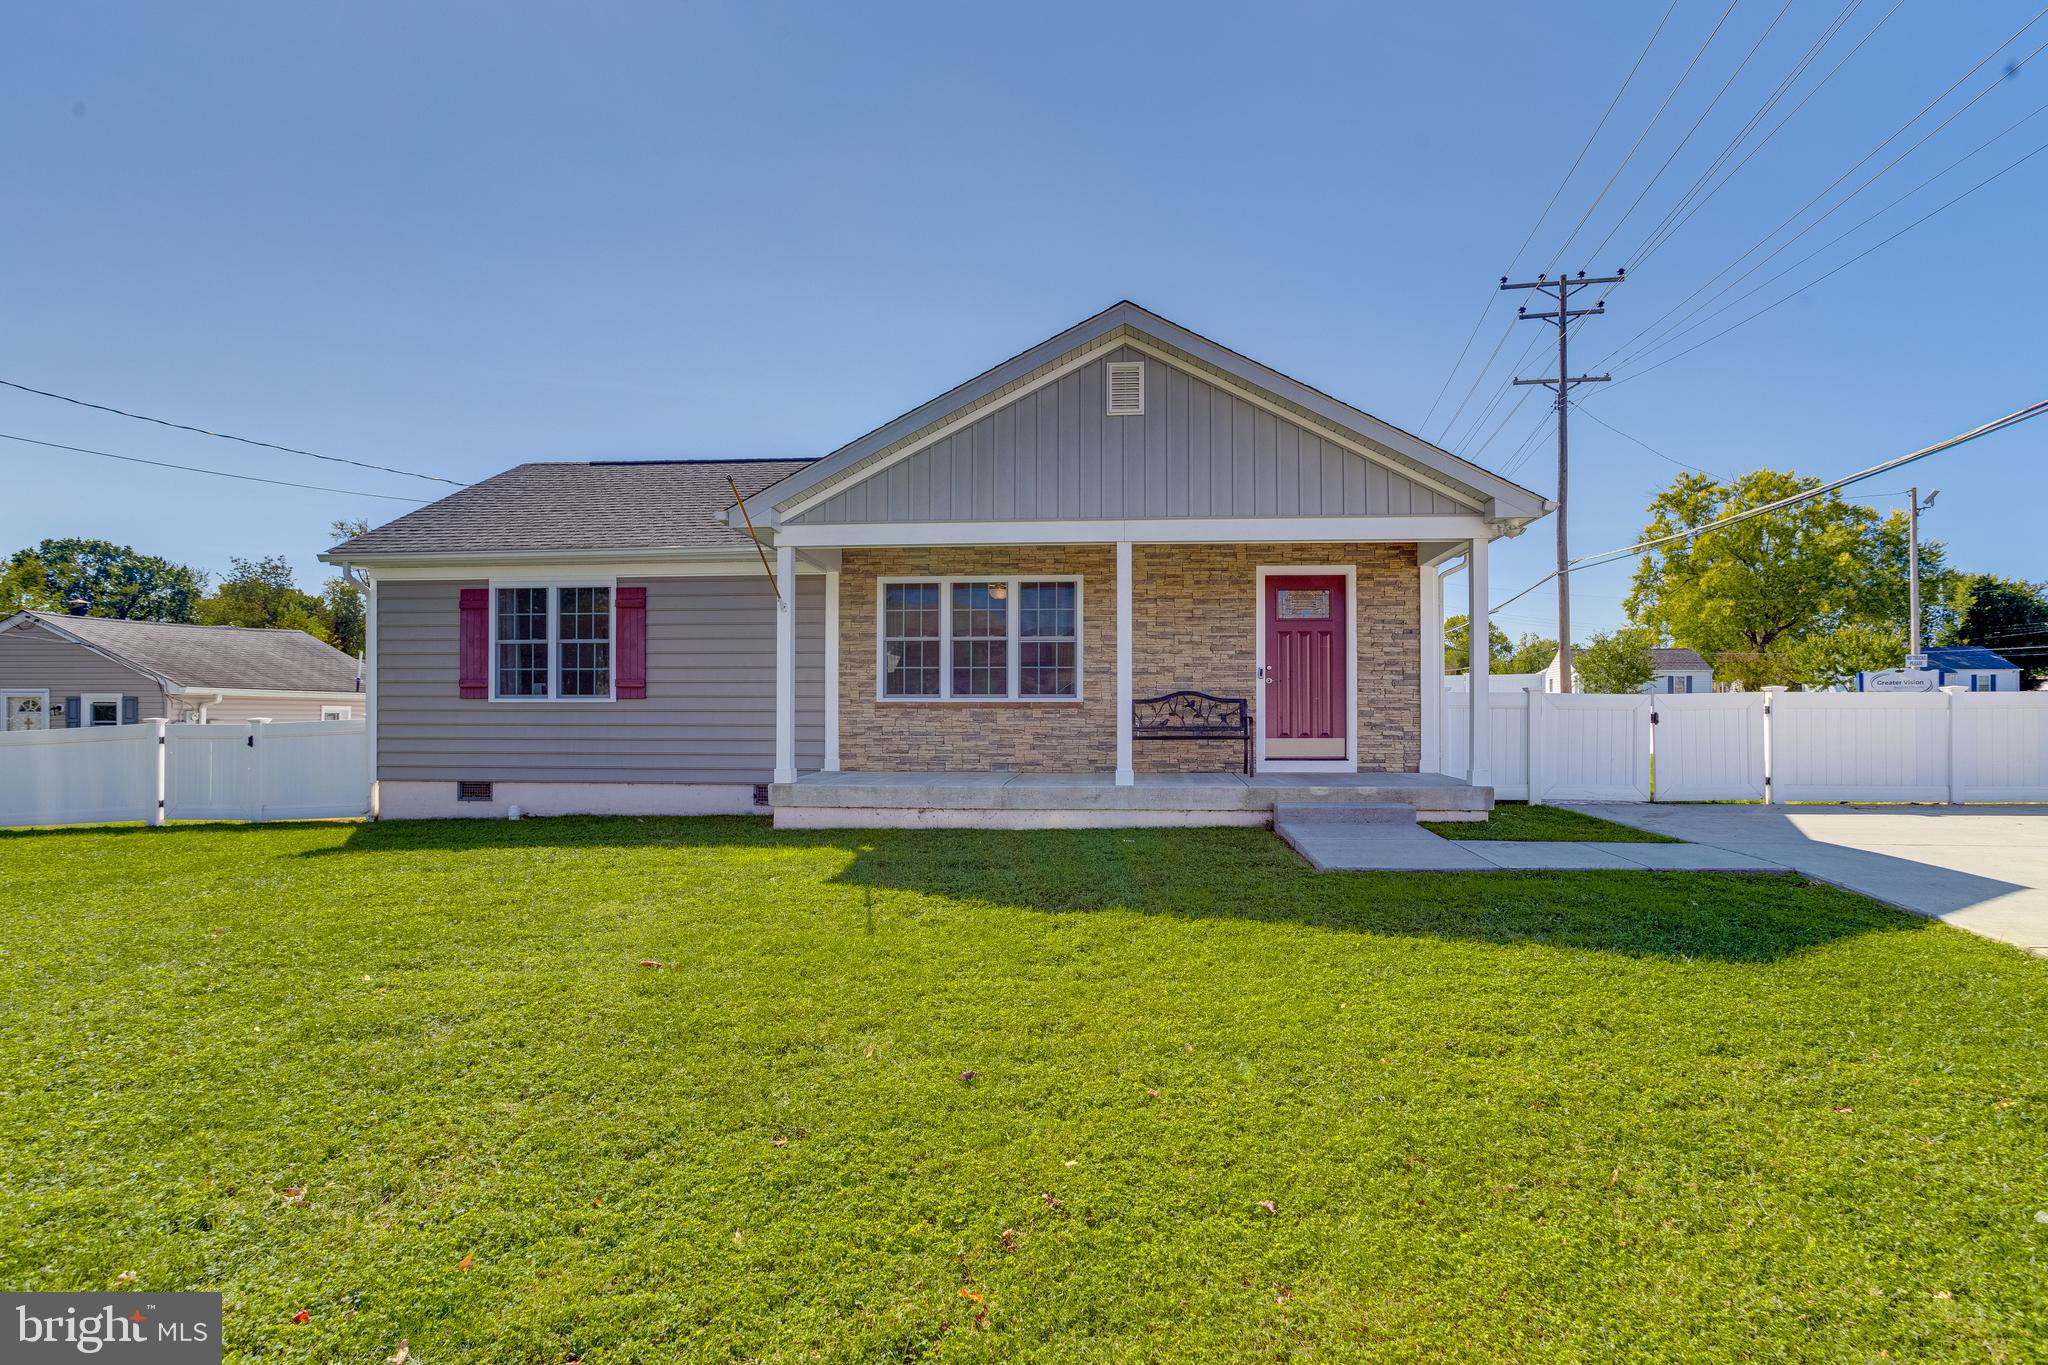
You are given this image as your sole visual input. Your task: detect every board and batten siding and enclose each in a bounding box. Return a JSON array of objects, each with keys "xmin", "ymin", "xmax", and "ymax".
[
  {"xmin": 791, "ymin": 346, "xmax": 1470, "ymax": 524},
  {"xmin": 375, "ymin": 576, "xmax": 825, "ymax": 784},
  {"xmin": 0, "ymin": 620, "xmax": 168, "ymax": 718}
]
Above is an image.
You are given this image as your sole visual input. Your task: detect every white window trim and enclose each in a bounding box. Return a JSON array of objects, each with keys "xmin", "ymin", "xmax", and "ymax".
[
  {"xmin": 487, "ymin": 578, "xmax": 618, "ymax": 703},
  {"xmin": 320, "ymin": 704, "xmax": 355, "ymax": 721},
  {"xmin": 875, "ymin": 575, "xmax": 1084, "ymax": 704},
  {"xmin": 82, "ymin": 692, "xmax": 126, "ymax": 727}
]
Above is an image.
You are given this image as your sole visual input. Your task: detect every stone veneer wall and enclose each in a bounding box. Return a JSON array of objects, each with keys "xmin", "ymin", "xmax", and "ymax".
[
  {"xmin": 837, "ymin": 547, "xmax": 1117, "ymax": 773},
  {"xmin": 835, "ymin": 543, "xmax": 1421, "ymax": 774},
  {"xmin": 1130, "ymin": 542, "xmax": 1420, "ymax": 773}
]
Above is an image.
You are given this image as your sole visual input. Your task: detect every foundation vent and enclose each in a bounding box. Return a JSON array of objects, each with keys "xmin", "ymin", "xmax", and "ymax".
[
  {"xmin": 753, "ymin": 783, "xmax": 771, "ymax": 808},
  {"xmin": 456, "ymin": 781, "xmax": 494, "ymax": 803}
]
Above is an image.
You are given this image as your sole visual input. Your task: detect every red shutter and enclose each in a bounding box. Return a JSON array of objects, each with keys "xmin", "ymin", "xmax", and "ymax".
[
  {"xmin": 458, "ymin": 588, "xmax": 490, "ymax": 698},
  {"xmin": 616, "ymin": 586, "xmax": 647, "ymax": 699}
]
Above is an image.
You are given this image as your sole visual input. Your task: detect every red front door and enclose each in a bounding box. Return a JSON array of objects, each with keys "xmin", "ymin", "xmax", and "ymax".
[{"xmin": 1264, "ymin": 574, "xmax": 1347, "ymax": 760}]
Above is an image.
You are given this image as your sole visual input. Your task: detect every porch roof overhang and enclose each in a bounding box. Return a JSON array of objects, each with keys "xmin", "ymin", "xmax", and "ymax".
[
  {"xmin": 770, "ymin": 514, "xmax": 1501, "ymax": 548},
  {"xmin": 726, "ymin": 302, "xmax": 1553, "ymax": 539}
]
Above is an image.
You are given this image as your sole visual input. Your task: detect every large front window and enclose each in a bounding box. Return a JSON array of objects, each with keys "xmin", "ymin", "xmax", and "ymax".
[
  {"xmin": 879, "ymin": 577, "xmax": 1081, "ymax": 701},
  {"xmin": 495, "ymin": 584, "xmax": 611, "ymax": 700}
]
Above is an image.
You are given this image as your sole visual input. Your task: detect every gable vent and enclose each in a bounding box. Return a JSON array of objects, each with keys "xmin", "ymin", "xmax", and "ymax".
[{"xmin": 1106, "ymin": 360, "xmax": 1144, "ymax": 416}]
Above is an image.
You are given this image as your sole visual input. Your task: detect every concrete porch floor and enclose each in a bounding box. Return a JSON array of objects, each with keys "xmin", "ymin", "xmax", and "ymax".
[{"xmin": 770, "ymin": 770, "xmax": 1492, "ymax": 829}]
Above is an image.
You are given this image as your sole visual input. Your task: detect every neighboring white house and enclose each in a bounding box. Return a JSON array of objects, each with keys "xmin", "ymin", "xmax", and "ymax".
[
  {"xmin": 1445, "ymin": 671, "xmax": 1546, "ymax": 692},
  {"xmin": 1544, "ymin": 646, "xmax": 1715, "ymax": 694},
  {"xmin": 1858, "ymin": 646, "xmax": 2023, "ymax": 693}
]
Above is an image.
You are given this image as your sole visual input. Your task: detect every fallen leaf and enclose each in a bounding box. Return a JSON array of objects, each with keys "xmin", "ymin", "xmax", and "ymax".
[
  {"xmin": 292, "ymin": 1310, "xmax": 310, "ymax": 1325},
  {"xmin": 864, "ymin": 1042, "xmax": 876, "ymax": 1058},
  {"xmin": 388, "ymin": 1343, "xmax": 411, "ymax": 1364},
  {"xmin": 456, "ymin": 1254, "xmax": 474, "ymax": 1272},
  {"xmin": 1996, "ymin": 1098, "xmax": 2015, "ymax": 1108},
  {"xmin": 974, "ymin": 1307, "xmax": 988, "ymax": 1329},
  {"xmin": 1833, "ymin": 1106, "xmax": 1855, "ymax": 1115},
  {"xmin": 1063, "ymin": 1159, "xmax": 1078, "ymax": 1168},
  {"xmin": 999, "ymin": 1228, "xmax": 1020, "ymax": 1252},
  {"xmin": 1933, "ymin": 1290, "xmax": 1952, "ymax": 1300},
  {"xmin": 115, "ymin": 1270, "xmax": 137, "ymax": 1285},
  {"xmin": 960, "ymin": 1069, "xmax": 977, "ymax": 1083},
  {"xmin": 772, "ymin": 1137, "xmax": 789, "ymax": 1148},
  {"xmin": 1257, "ymin": 1200, "xmax": 1278, "ymax": 1216},
  {"xmin": 958, "ymin": 1288, "xmax": 983, "ymax": 1302},
  {"xmin": 732, "ymin": 1230, "xmax": 743, "ymax": 1246},
  {"xmin": 1042, "ymin": 1193, "xmax": 1063, "ymax": 1209},
  {"xmin": 1276, "ymin": 1286, "xmax": 1294, "ymax": 1304},
  {"xmin": 282, "ymin": 1186, "xmax": 306, "ymax": 1205},
  {"xmin": 637, "ymin": 959, "xmax": 661, "ymax": 969},
  {"xmin": 1145, "ymin": 1088, "xmax": 1160, "ymax": 1099}
]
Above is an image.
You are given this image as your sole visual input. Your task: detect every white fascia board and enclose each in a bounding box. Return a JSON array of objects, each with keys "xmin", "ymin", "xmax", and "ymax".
[
  {"xmin": 163, "ymin": 686, "xmax": 364, "ymax": 699},
  {"xmin": 775, "ymin": 515, "xmax": 1493, "ymax": 548}
]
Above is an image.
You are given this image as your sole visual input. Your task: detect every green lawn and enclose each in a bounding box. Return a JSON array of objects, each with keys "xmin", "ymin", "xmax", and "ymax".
[
  {"xmin": 1424, "ymin": 801, "xmax": 1683, "ymax": 843},
  {"xmin": 2, "ymin": 818, "xmax": 2044, "ymax": 1362}
]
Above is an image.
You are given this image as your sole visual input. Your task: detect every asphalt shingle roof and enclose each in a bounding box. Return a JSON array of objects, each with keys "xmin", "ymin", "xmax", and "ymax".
[
  {"xmin": 1652, "ymin": 647, "xmax": 1711, "ymax": 672},
  {"xmin": 29, "ymin": 613, "xmax": 361, "ymax": 692},
  {"xmin": 328, "ymin": 459, "xmax": 816, "ymax": 557},
  {"xmin": 1924, "ymin": 646, "xmax": 2016, "ymax": 670}
]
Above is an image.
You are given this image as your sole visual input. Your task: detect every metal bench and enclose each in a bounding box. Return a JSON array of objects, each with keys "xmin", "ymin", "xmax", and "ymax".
[{"xmin": 1132, "ymin": 690, "xmax": 1251, "ymax": 775}]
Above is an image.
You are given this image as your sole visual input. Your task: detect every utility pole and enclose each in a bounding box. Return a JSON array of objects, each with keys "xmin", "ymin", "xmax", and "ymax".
[
  {"xmin": 1906, "ymin": 486, "xmax": 1938, "ymax": 668},
  {"xmin": 1503, "ymin": 269, "xmax": 1623, "ymax": 694}
]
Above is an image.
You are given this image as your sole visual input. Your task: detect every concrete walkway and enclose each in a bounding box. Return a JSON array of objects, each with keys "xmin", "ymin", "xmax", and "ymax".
[
  {"xmin": 1561, "ymin": 803, "xmax": 2048, "ymax": 956},
  {"xmin": 1273, "ymin": 815, "xmax": 1782, "ymax": 874}
]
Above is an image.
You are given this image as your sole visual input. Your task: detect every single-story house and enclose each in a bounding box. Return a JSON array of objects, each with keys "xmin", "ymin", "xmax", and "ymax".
[
  {"xmin": 1857, "ymin": 645, "xmax": 2023, "ymax": 693},
  {"xmin": 323, "ymin": 303, "xmax": 1551, "ymax": 825},
  {"xmin": 0, "ymin": 610, "xmax": 363, "ymax": 731},
  {"xmin": 1543, "ymin": 645, "xmax": 1714, "ymax": 694}
]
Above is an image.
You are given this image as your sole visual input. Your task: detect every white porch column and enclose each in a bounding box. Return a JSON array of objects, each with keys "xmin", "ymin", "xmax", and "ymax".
[
  {"xmin": 1465, "ymin": 534, "xmax": 1492, "ymax": 789},
  {"xmin": 363, "ymin": 573, "xmax": 379, "ymax": 819},
  {"xmin": 823, "ymin": 567, "xmax": 841, "ymax": 772},
  {"xmin": 773, "ymin": 542, "xmax": 796, "ymax": 785},
  {"xmin": 1419, "ymin": 559, "xmax": 1444, "ymax": 775},
  {"xmin": 1115, "ymin": 539, "xmax": 1134, "ymax": 786}
]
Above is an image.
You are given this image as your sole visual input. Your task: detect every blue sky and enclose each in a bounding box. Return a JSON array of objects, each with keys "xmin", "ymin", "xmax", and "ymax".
[{"xmin": 3, "ymin": 1, "xmax": 2043, "ymax": 638}]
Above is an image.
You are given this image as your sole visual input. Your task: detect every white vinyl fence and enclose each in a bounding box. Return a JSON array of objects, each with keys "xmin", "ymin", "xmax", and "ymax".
[
  {"xmin": 0, "ymin": 720, "xmax": 368, "ymax": 828},
  {"xmin": 1440, "ymin": 687, "xmax": 2048, "ymax": 805}
]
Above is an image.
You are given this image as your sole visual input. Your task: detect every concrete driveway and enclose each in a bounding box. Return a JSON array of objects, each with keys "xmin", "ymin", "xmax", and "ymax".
[{"xmin": 1564, "ymin": 803, "xmax": 2048, "ymax": 956}]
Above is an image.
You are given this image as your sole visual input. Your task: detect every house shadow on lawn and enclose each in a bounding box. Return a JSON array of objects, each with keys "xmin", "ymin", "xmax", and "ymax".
[{"xmin": 295, "ymin": 814, "xmax": 1926, "ymax": 965}]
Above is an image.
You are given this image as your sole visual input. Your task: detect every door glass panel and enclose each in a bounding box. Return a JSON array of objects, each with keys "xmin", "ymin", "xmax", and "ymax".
[{"xmin": 1276, "ymin": 589, "xmax": 1330, "ymax": 620}]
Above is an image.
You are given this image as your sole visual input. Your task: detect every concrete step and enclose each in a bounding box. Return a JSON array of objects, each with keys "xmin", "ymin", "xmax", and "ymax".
[{"xmin": 1272, "ymin": 801, "xmax": 1417, "ymax": 826}]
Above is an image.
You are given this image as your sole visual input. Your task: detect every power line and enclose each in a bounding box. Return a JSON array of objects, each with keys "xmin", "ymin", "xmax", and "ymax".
[
  {"xmin": 1615, "ymin": 119, "xmax": 2048, "ymax": 383},
  {"xmin": 0, "ymin": 431, "xmax": 432, "ymax": 503},
  {"xmin": 1597, "ymin": 8, "xmax": 2048, "ymax": 370},
  {"xmin": 1489, "ymin": 399, "xmax": 2048, "ymax": 613},
  {"xmin": 0, "ymin": 378, "xmax": 468, "ymax": 487},
  {"xmin": 1423, "ymin": 2, "xmax": 1678, "ymax": 441},
  {"xmin": 1569, "ymin": 402, "xmax": 1721, "ymax": 476},
  {"xmin": 1624, "ymin": 0, "xmax": 1872, "ymax": 271}
]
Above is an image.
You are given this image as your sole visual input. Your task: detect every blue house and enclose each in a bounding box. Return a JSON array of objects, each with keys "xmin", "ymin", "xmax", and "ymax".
[{"xmin": 1858, "ymin": 646, "xmax": 2023, "ymax": 693}]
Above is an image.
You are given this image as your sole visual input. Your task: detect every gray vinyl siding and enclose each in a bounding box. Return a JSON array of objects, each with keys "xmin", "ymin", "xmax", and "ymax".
[
  {"xmin": 793, "ymin": 347, "xmax": 1470, "ymax": 524},
  {"xmin": 0, "ymin": 621, "xmax": 168, "ymax": 720},
  {"xmin": 375, "ymin": 576, "xmax": 826, "ymax": 784}
]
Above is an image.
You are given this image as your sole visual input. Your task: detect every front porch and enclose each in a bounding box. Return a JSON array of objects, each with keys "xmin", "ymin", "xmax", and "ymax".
[{"xmin": 769, "ymin": 769, "xmax": 1492, "ymax": 829}]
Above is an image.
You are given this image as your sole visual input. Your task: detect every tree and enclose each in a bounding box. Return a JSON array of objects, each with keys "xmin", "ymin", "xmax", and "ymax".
[
  {"xmin": 1774, "ymin": 625, "xmax": 1904, "ymax": 690},
  {"xmin": 320, "ymin": 519, "xmax": 370, "ymax": 657},
  {"xmin": 1574, "ymin": 628, "xmax": 1656, "ymax": 694},
  {"xmin": 0, "ymin": 552, "xmax": 61, "ymax": 612},
  {"xmin": 200, "ymin": 555, "xmax": 333, "ymax": 638},
  {"xmin": 1443, "ymin": 613, "xmax": 1512, "ymax": 674},
  {"xmin": 1501, "ymin": 633, "xmax": 1557, "ymax": 675},
  {"xmin": 10, "ymin": 538, "xmax": 206, "ymax": 620},
  {"xmin": 1626, "ymin": 471, "xmax": 1941, "ymax": 674},
  {"xmin": 1941, "ymin": 573, "xmax": 2048, "ymax": 677}
]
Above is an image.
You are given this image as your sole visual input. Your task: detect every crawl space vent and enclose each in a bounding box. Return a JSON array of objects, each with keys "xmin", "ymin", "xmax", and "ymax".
[
  {"xmin": 753, "ymin": 783, "xmax": 771, "ymax": 808},
  {"xmin": 1106, "ymin": 360, "xmax": 1144, "ymax": 416},
  {"xmin": 456, "ymin": 781, "xmax": 494, "ymax": 803}
]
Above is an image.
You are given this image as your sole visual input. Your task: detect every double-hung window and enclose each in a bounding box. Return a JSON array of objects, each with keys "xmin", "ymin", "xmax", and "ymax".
[
  {"xmin": 878, "ymin": 577, "xmax": 1081, "ymax": 701},
  {"xmin": 493, "ymin": 584, "xmax": 613, "ymax": 700}
]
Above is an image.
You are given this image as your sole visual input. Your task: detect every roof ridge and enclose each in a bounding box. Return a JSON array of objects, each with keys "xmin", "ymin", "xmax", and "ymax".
[{"xmin": 39, "ymin": 611, "xmax": 326, "ymax": 637}]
